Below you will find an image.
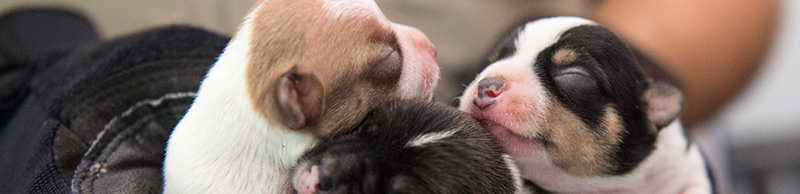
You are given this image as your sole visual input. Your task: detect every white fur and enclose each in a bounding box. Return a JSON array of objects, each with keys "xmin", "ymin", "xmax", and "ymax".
[
  {"xmin": 515, "ymin": 17, "xmax": 596, "ymax": 62},
  {"xmin": 501, "ymin": 154, "xmax": 531, "ymax": 194},
  {"xmin": 163, "ymin": 11, "xmax": 316, "ymax": 193},
  {"xmin": 515, "ymin": 121, "xmax": 712, "ymax": 194},
  {"xmin": 405, "ymin": 128, "xmax": 460, "ymax": 147},
  {"xmin": 322, "ymin": 0, "xmax": 387, "ymax": 21}
]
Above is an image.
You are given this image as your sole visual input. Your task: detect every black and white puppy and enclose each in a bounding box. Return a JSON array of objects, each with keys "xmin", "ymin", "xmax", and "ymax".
[
  {"xmin": 459, "ymin": 16, "xmax": 712, "ymax": 194},
  {"xmin": 293, "ymin": 100, "xmax": 528, "ymax": 194}
]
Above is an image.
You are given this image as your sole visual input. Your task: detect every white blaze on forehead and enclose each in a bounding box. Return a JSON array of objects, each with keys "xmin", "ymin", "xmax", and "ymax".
[
  {"xmin": 405, "ymin": 128, "xmax": 460, "ymax": 147},
  {"xmin": 321, "ymin": 0, "xmax": 389, "ymax": 22},
  {"xmin": 515, "ymin": 16, "xmax": 597, "ymax": 60},
  {"xmin": 468, "ymin": 17, "xmax": 599, "ymax": 86}
]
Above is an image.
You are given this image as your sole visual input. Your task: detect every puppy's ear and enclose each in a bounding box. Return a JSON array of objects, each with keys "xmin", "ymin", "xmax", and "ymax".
[
  {"xmin": 644, "ymin": 81, "xmax": 683, "ymax": 129},
  {"xmin": 277, "ymin": 66, "xmax": 324, "ymax": 129}
]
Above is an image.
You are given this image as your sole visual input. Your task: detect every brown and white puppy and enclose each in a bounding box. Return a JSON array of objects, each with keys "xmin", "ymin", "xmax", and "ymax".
[
  {"xmin": 459, "ymin": 16, "xmax": 712, "ymax": 194},
  {"xmin": 163, "ymin": 0, "xmax": 439, "ymax": 193}
]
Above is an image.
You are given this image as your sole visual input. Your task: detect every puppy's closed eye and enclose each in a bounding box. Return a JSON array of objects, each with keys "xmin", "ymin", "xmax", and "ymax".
[
  {"xmin": 553, "ymin": 66, "xmax": 600, "ymax": 97},
  {"xmin": 366, "ymin": 44, "xmax": 402, "ymax": 85}
]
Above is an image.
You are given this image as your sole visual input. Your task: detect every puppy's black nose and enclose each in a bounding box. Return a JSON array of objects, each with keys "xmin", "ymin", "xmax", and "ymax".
[{"xmin": 473, "ymin": 77, "xmax": 505, "ymax": 110}]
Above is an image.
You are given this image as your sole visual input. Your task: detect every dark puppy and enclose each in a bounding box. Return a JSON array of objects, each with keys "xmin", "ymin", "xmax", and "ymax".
[
  {"xmin": 459, "ymin": 16, "xmax": 712, "ymax": 193},
  {"xmin": 293, "ymin": 100, "xmax": 527, "ymax": 194}
]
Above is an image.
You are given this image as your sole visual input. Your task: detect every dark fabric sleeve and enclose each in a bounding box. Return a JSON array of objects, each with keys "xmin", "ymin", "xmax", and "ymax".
[{"xmin": 0, "ymin": 25, "xmax": 229, "ymax": 194}]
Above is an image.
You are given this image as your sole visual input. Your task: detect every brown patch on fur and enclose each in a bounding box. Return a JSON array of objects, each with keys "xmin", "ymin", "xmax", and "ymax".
[
  {"xmin": 540, "ymin": 103, "xmax": 624, "ymax": 177},
  {"xmin": 552, "ymin": 49, "xmax": 578, "ymax": 65},
  {"xmin": 245, "ymin": 0, "xmax": 404, "ymax": 138}
]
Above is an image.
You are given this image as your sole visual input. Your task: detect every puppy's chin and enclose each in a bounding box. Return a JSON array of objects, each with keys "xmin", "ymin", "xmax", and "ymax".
[
  {"xmin": 396, "ymin": 69, "xmax": 438, "ymax": 102},
  {"xmin": 401, "ymin": 52, "xmax": 439, "ymax": 102},
  {"xmin": 479, "ymin": 120, "xmax": 541, "ymax": 155}
]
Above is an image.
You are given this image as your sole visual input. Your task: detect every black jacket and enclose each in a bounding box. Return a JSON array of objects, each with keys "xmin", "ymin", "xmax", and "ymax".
[{"xmin": 0, "ymin": 26, "xmax": 229, "ymax": 194}]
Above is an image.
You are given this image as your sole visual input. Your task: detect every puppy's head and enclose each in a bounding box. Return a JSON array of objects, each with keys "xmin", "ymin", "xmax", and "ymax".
[
  {"xmin": 243, "ymin": 0, "xmax": 439, "ymax": 138},
  {"xmin": 293, "ymin": 100, "xmax": 520, "ymax": 194},
  {"xmin": 459, "ymin": 17, "xmax": 682, "ymax": 177}
]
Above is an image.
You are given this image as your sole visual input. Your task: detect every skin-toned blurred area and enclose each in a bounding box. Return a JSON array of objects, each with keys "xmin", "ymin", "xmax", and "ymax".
[
  {"xmin": 1, "ymin": 0, "xmax": 796, "ymax": 193},
  {"xmin": 592, "ymin": 0, "xmax": 780, "ymax": 129}
]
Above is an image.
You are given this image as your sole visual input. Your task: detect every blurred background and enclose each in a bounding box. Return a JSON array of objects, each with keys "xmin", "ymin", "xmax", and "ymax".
[{"xmin": 0, "ymin": 0, "xmax": 797, "ymax": 193}]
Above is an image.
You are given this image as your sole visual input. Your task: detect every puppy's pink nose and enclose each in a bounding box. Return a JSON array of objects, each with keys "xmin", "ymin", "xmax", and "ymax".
[
  {"xmin": 473, "ymin": 77, "xmax": 505, "ymax": 110},
  {"xmin": 394, "ymin": 24, "xmax": 437, "ymax": 59}
]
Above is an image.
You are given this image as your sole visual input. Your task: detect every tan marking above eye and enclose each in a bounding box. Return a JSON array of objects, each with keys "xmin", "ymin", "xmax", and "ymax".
[{"xmin": 553, "ymin": 48, "xmax": 578, "ymax": 66}]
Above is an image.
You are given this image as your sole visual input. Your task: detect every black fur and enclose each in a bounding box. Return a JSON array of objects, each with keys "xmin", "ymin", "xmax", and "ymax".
[
  {"xmin": 531, "ymin": 25, "xmax": 656, "ymax": 175},
  {"xmin": 488, "ymin": 28, "xmax": 521, "ymax": 64},
  {"xmin": 296, "ymin": 100, "xmax": 519, "ymax": 194}
]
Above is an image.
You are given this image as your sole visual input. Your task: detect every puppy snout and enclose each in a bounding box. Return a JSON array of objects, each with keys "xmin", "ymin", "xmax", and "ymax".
[
  {"xmin": 393, "ymin": 24, "xmax": 437, "ymax": 59},
  {"xmin": 473, "ymin": 77, "xmax": 505, "ymax": 110},
  {"xmin": 314, "ymin": 154, "xmax": 378, "ymax": 193}
]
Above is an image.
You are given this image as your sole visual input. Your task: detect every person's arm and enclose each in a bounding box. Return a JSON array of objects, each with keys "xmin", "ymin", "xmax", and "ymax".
[{"xmin": 590, "ymin": 0, "xmax": 780, "ymax": 129}]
